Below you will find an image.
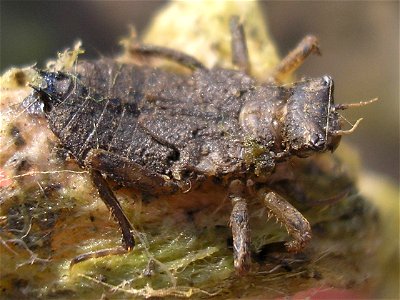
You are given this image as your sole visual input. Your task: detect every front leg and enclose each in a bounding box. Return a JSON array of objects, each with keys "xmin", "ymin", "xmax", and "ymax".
[
  {"xmin": 258, "ymin": 189, "xmax": 311, "ymax": 252},
  {"xmin": 270, "ymin": 35, "xmax": 320, "ymax": 83},
  {"xmin": 229, "ymin": 180, "xmax": 251, "ymax": 274}
]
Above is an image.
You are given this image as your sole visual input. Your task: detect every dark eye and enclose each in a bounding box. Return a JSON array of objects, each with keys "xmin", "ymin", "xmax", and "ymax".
[
  {"xmin": 322, "ymin": 75, "xmax": 332, "ymax": 86},
  {"xmin": 310, "ymin": 133, "xmax": 325, "ymax": 150}
]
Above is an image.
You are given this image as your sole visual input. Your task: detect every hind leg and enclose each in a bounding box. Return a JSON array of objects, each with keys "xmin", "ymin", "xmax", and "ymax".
[
  {"xmin": 85, "ymin": 149, "xmax": 179, "ymax": 194},
  {"xmin": 128, "ymin": 16, "xmax": 252, "ymax": 73},
  {"xmin": 70, "ymin": 170, "xmax": 134, "ymax": 268},
  {"xmin": 128, "ymin": 43, "xmax": 206, "ymax": 71},
  {"xmin": 70, "ymin": 149, "xmax": 179, "ymax": 268}
]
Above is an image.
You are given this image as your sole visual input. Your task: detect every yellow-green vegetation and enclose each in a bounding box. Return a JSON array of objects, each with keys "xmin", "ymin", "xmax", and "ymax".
[
  {"xmin": 139, "ymin": 0, "xmax": 279, "ymax": 81},
  {"xmin": 0, "ymin": 0, "xmax": 397, "ymax": 299},
  {"xmin": 242, "ymin": 138, "xmax": 272, "ymax": 177}
]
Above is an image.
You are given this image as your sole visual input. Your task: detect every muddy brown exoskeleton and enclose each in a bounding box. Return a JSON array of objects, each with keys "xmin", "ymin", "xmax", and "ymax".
[{"xmin": 27, "ymin": 17, "xmax": 371, "ymax": 274}]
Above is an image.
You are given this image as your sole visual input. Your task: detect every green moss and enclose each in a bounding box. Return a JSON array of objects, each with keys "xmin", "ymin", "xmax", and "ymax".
[{"xmin": 0, "ymin": 0, "xmax": 395, "ymax": 299}]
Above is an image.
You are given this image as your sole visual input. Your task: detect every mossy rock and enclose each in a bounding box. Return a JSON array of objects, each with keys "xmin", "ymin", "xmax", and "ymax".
[{"xmin": 0, "ymin": 1, "xmax": 397, "ymax": 299}]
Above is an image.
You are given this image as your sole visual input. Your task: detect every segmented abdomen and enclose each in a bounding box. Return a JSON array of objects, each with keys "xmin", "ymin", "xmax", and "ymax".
[{"xmin": 47, "ymin": 60, "xmax": 177, "ymax": 174}]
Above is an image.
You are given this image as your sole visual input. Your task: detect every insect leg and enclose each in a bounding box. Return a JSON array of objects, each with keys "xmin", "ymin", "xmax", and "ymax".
[
  {"xmin": 229, "ymin": 179, "xmax": 251, "ymax": 274},
  {"xmin": 84, "ymin": 149, "xmax": 179, "ymax": 194},
  {"xmin": 270, "ymin": 35, "xmax": 321, "ymax": 83},
  {"xmin": 259, "ymin": 190, "xmax": 311, "ymax": 252},
  {"xmin": 70, "ymin": 170, "xmax": 134, "ymax": 268},
  {"xmin": 128, "ymin": 43, "xmax": 206, "ymax": 71},
  {"xmin": 230, "ymin": 16, "xmax": 251, "ymax": 74},
  {"xmin": 91, "ymin": 170, "xmax": 135, "ymax": 249}
]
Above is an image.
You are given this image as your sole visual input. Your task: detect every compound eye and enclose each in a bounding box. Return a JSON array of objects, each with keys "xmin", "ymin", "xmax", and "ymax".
[
  {"xmin": 310, "ymin": 132, "xmax": 325, "ymax": 150},
  {"xmin": 322, "ymin": 75, "xmax": 332, "ymax": 86}
]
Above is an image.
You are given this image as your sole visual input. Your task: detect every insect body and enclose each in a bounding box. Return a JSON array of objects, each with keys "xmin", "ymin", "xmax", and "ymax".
[{"xmin": 29, "ymin": 18, "xmax": 360, "ymax": 274}]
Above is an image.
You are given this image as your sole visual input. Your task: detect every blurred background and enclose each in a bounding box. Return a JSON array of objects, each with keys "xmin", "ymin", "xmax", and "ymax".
[{"xmin": 1, "ymin": 1, "xmax": 398, "ymax": 183}]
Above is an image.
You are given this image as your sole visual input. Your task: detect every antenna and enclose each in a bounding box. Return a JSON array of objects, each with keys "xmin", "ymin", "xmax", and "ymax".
[{"xmin": 334, "ymin": 98, "xmax": 378, "ymax": 111}]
